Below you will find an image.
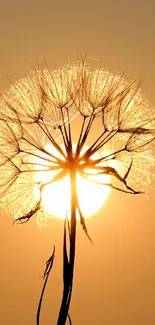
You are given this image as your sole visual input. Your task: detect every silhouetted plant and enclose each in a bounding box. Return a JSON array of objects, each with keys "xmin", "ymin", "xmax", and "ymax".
[{"xmin": 0, "ymin": 59, "xmax": 155, "ymax": 324}]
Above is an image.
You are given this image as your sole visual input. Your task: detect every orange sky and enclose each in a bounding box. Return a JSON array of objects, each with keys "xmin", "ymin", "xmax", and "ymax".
[{"xmin": 0, "ymin": 1, "xmax": 155, "ymax": 324}]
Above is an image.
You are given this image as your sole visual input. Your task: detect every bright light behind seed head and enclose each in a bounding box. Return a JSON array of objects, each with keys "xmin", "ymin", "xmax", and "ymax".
[{"xmin": 35, "ymin": 145, "xmax": 110, "ymax": 219}]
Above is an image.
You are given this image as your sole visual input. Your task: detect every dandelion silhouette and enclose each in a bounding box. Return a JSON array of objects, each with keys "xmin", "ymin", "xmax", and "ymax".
[{"xmin": 0, "ymin": 59, "xmax": 155, "ymax": 324}]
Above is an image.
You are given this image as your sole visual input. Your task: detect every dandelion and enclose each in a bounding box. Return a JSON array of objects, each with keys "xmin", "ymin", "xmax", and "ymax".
[{"xmin": 0, "ymin": 59, "xmax": 155, "ymax": 324}]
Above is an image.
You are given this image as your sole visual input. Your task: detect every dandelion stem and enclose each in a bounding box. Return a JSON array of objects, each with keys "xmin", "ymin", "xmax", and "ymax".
[
  {"xmin": 38, "ymin": 120, "xmax": 67, "ymax": 160},
  {"xmin": 57, "ymin": 168, "xmax": 77, "ymax": 325},
  {"xmin": 20, "ymin": 150, "xmax": 58, "ymax": 164},
  {"xmin": 66, "ymin": 108, "xmax": 73, "ymax": 156},
  {"xmin": 60, "ymin": 126, "xmax": 68, "ymax": 153},
  {"xmin": 81, "ymin": 130, "xmax": 117, "ymax": 160},
  {"xmin": 77, "ymin": 114, "xmax": 95, "ymax": 156},
  {"xmin": 61, "ymin": 108, "xmax": 69, "ymax": 147},
  {"xmin": 75, "ymin": 116, "xmax": 86, "ymax": 158}
]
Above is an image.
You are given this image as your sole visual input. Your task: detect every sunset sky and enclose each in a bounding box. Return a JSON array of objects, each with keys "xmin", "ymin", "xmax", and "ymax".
[{"xmin": 0, "ymin": 1, "xmax": 155, "ymax": 325}]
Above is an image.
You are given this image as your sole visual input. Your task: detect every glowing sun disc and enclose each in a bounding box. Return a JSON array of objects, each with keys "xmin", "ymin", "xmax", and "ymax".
[
  {"xmin": 41, "ymin": 173, "xmax": 109, "ymax": 219},
  {"xmin": 36, "ymin": 146, "xmax": 110, "ymax": 219}
]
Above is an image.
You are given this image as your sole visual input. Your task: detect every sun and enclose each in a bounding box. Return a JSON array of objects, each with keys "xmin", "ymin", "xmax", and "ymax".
[
  {"xmin": 41, "ymin": 172, "xmax": 110, "ymax": 219},
  {"xmin": 35, "ymin": 145, "xmax": 110, "ymax": 219}
]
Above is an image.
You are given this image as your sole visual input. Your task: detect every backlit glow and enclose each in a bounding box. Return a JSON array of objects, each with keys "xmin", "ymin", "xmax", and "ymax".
[{"xmin": 36, "ymin": 145, "xmax": 110, "ymax": 219}]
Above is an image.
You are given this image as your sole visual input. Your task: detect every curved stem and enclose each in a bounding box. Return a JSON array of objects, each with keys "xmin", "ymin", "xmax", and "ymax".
[
  {"xmin": 57, "ymin": 168, "xmax": 77, "ymax": 325},
  {"xmin": 36, "ymin": 246, "xmax": 55, "ymax": 325}
]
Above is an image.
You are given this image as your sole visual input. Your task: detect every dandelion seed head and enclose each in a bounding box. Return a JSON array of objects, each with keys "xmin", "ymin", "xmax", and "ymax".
[{"xmin": 0, "ymin": 59, "xmax": 155, "ymax": 224}]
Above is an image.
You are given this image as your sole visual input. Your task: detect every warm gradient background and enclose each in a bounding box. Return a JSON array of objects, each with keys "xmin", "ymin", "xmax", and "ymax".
[{"xmin": 0, "ymin": 1, "xmax": 155, "ymax": 324}]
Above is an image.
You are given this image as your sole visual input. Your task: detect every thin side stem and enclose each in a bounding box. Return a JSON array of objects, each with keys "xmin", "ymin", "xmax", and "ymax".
[
  {"xmin": 36, "ymin": 246, "xmax": 55, "ymax": 325},
  {"xmin": 76, "ymin": 115, "xmax": 95, "ymax": 157},
  {"xmin": 75, "ymin": 116, "xmax": 86, "ymax": 158}
]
